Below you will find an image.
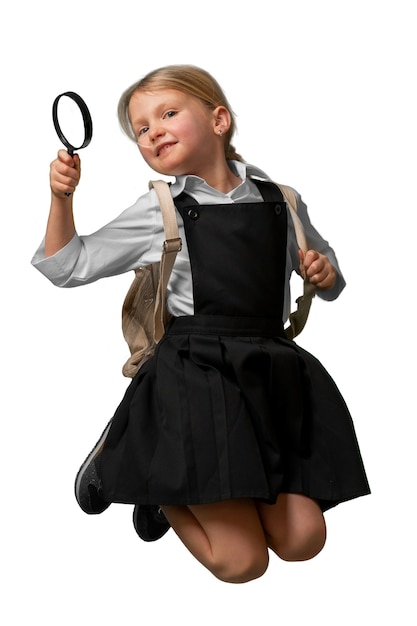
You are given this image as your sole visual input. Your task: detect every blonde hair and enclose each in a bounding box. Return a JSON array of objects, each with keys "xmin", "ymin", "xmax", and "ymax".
[{"xmin": 118, "ymin": 64, "xmax": 244, "ymax": 162}]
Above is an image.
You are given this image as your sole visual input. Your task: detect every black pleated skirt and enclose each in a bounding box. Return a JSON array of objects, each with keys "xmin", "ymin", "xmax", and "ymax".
[{"xmin": 100, "ymin": 316, "xmax": 370, "ymax": 512}]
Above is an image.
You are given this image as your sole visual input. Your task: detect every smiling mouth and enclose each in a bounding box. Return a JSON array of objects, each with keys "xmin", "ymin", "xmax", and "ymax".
[{"xmin": 157, "ymin": 143, "xmax": 176, "ymax": 157}]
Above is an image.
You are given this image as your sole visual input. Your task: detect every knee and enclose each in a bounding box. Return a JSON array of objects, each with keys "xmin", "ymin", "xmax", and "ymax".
[
  {"xmin": 274, "ymin": 518, "xmax": 327, "ymax": 562},
  {"xmin": 211, "ymin": 549, "xmax": 269, "ymax": 584}
]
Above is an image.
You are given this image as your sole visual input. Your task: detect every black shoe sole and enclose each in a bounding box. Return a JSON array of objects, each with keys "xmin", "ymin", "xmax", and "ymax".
[{"xmin": 74, "ymin": 420, "xmax": 112, "ymax": 514}]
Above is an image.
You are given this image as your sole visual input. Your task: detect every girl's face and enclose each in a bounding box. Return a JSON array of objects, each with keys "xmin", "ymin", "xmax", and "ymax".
[{"xmin": 128, "ymin": 88, "xmax": 226, "ymax": 178}]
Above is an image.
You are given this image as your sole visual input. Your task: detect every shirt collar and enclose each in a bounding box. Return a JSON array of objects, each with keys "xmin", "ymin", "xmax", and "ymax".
[{"xmin": 170, "ymin": 161, "xmax": 272, "ymax": 200}]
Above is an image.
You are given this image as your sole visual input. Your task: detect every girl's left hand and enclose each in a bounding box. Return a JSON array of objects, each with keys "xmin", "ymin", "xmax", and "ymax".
[{"xmin": 298, "ymin": 250, "xmax": 337, "ymax": 290}]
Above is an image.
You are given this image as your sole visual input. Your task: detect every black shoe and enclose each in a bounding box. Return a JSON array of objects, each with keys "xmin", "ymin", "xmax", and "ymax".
[
  {"xmin": 74, "ymin": 420, "xmax": 112, "ymax": 514},
  {"xmin": 133, "ymin": 505, "xmax": 171, "ymax": 541}
]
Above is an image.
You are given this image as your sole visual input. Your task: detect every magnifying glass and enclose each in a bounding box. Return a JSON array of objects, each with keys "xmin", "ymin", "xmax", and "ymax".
[
  {"xmin": 52, "ymin": 91, "xmax": 93, "ymax": 195},
  {"xmin": 52, "ymin": 91, "xmax": 93, "ymax": 155}
]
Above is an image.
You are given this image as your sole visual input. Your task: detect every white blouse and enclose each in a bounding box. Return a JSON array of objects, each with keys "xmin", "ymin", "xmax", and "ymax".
[{"xmin": 31, "ymin": 161, "xmax": 345, "ymax": 322}]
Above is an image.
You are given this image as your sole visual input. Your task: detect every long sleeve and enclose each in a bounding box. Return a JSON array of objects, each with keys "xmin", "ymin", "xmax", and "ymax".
[
  {"xmin": 286, "ymin": 188, "xmax": 346, "ymax": 302},
  {"xmin": 31, "ymin": 190, "xmax": 163, "ymax": 287}
]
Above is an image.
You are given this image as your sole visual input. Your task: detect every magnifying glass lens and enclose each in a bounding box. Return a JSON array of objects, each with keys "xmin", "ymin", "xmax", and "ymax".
[
  {"xmin": 52, "ymin": 91, "xmax": 93, "ymax": 155},
  {"xmin": 56, "ymin": 96, "xmax": 87, "ymax": 151}
]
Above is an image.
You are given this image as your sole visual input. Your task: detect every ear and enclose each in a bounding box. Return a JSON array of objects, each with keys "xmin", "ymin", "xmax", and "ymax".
[{"xmin": 212, "ymin": 106, "xmax": 231, "ymax": 135}]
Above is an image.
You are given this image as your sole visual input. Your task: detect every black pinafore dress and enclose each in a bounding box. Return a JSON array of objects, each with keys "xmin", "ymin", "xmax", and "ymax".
[{"xmin": 100, "ymin": 181, "xmax": 370, "ymax": 511}]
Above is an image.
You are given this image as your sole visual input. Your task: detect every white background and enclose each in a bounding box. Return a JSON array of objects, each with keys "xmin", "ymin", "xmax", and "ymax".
[{"xmin": 1, "ymin": 1, "xmax": 415, "ymax": 624}]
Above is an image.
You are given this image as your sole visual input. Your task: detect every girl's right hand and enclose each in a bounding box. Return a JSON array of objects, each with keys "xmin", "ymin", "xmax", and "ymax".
[{"xmin": 50, "ymin": 149, "xmax": 81, "ymax": 198}]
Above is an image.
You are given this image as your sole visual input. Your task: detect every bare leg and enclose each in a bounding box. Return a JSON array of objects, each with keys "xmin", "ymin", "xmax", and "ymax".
[
  {"xmin": 161, "ymin": 499, "xmax": 269, "ymax": 584},
  {"xmin": 256, "ymin": 493, "xmax": 327, "ymax": 561}
]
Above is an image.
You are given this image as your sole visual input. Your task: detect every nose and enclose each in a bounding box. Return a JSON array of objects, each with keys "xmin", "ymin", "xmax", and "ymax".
[{"xmin": 148, "ymin": 123, "xmax": 165, "ymax": 143}]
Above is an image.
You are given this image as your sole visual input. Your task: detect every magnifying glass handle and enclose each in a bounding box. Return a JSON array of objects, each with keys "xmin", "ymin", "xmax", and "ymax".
[{"xmin": 64, "ymin": 148, "xmax": 75, "ymax": 195}]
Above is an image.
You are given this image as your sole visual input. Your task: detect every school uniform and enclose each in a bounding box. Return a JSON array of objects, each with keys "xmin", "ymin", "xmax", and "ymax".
[{"xmin": 32, "ymin": 162, "xmax": 370, "ymax": 512}]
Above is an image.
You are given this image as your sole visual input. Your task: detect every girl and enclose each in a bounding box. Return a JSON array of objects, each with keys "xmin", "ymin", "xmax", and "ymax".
[{"xmin": 32, "ymin": 64, "xmax": 370, "ymax": 584}]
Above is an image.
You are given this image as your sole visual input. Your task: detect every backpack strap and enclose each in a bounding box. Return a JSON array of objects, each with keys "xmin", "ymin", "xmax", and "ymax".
[
  {"xmin": 276, "ymin": 183, "xmax": 316, "ymax": 340},
  {"xmin": 149, "ymin": 180, "xmax": 182, "ymax": 342}
]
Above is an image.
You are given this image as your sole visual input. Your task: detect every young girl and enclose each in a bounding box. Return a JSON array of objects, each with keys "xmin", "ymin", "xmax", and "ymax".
[{"xmin": 32, "ymin": 64, "xmax": 370, "ymax": 584}]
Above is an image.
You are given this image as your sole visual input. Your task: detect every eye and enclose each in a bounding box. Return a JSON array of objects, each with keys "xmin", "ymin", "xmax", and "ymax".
[
  {"xmin": 137, "ymin": 126, "xmax": 149, "ymax": 136},
  {"xmin": 164, "ymin": 110, "xmax": 177, "ymax": 119}
]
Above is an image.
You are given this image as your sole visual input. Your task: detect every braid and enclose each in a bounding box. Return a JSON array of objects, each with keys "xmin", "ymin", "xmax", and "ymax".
[{"xmin": 225, "ymin": 142, "xmax": 244, "ymax": 163}]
